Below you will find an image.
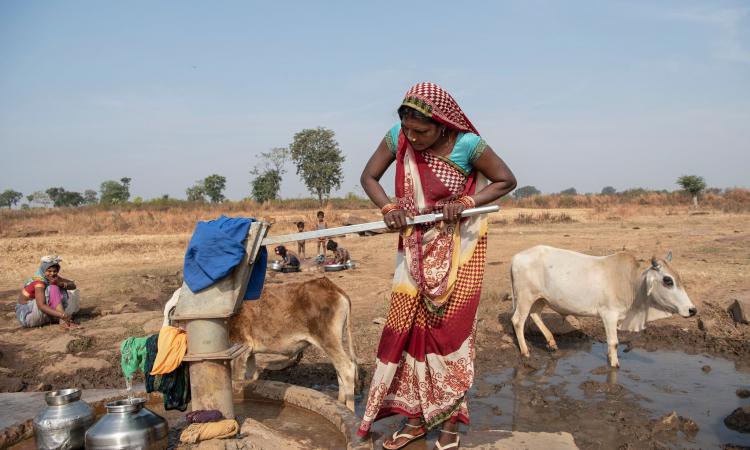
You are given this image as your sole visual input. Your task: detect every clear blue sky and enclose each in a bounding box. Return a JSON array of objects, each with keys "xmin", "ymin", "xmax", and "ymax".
[{"xmin": 1, "ymin": 1, "xmax": 748, "ymax": 201}]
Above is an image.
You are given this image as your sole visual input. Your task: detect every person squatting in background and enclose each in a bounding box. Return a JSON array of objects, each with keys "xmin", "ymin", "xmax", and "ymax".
[
  {"xmin": 274, "ymin": 245, "xmax": 301, "ymax": 270},
  {"xmin": 17, "ymin": 255, "xmax": 81, "ymax": 329},
  {"xmin": 326, "ymin": 239, "xmax": 350, "ymax": 265}
]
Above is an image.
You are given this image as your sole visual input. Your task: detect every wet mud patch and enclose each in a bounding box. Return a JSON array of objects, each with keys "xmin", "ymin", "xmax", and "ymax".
[{"xmin": 472, "ymin": 341, "xmax": 750, "ymax": 449}]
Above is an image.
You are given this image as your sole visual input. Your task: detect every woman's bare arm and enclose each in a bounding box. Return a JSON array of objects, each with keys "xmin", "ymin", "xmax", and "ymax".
[
  {"xmin": 360, "ymin": 138, "xmax": 396, "ymax": 209},
  {"xmin": 442, "ymin": 146, "xmax": 517, "ymax": 222}
]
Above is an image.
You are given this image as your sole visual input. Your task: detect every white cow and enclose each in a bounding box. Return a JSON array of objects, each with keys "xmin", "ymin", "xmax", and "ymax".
[{"xmin": 510, "ymin": 245, "xmax": 697, "ymax": 368}]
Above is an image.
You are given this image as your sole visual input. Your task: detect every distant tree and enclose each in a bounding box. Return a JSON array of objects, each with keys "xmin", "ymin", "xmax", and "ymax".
[
  {"xmin": 601, "ymin": 186, "xmax": 617, "ymax": 195},
  {"xmin": 100, "ymin": 179, "xmax": 131, "ymax": 204},
  {"xmin": 560, "ymin": 187, "xmax": 578, "ymax": 196},
  {"xmin": 251, "ymin": 170, "xmax": 282, "ymax": 203},
  {"xmin": 202, "ymin": 174, "xmax": 227, "ymax": 203},
  {"xmin": 250, "ymin": 147, "xmax": 289, "ymax": 203},
  {"xmin": 289, "ymin": 127, "xmax": 345, "ymax": 205},
  {"xmin": 27, "ymin": 191, "xmax": 52, "ymax": 207},
  {"xmin": 46, "ymin": 187, "xmax": 85, "ymax": 207},
  {"xmin": 0, "ymin": 189, "xmax": 23, "ymax": 208},
  {"xmin": 676, "ymin": 175, "xmax": 707, "ymax": 207},
  {"xmin": 83, "ymin": 189, "xmax": 98, "ymax": 204},
  {"xmin": 186, "ymin": 184, "xmax": 206, "ymax": 202},
  {"xmin": 512, "ymin": 185, "xmax": 541, "ymax": 199}
]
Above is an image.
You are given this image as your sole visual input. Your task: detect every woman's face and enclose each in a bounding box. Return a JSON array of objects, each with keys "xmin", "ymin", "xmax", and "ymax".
[
  {"xmin": 401, "ymin": 116, "xmax": 442, "ymax": 151},
  {"xmin": 44, "ymin": 266, "xmax": 59, "ymax": 282}
]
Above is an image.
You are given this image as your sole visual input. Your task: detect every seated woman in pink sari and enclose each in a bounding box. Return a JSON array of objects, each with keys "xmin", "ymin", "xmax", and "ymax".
[
  {"xmin": 16, "ymin": 255, "xmax": 80, "ymax": 329},
  {"xmin": 359, "ymin": 82, "xmax": 516, "ymax": 450}
]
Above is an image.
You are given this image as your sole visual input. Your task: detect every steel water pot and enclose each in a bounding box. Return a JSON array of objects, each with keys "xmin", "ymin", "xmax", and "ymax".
[
  {"xmin": 85, "ymin": 398, "xmax": 168, "ymax": 450},
  {"xmin": 33, "ymin": 388, "xmax": 95, "ymax": 450}
]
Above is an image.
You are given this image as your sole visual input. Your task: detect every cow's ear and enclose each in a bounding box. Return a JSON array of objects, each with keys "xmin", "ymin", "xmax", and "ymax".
[
  {"xmin": 665, "ymin": 251, "xmax": 672, "ymax": 262},
  {"xmin": 646, "ymin": 270, "xmax": 656, "ymax": 296}
]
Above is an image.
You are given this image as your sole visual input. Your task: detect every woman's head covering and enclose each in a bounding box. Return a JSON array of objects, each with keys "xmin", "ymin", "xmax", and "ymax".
[
  {"xmin": 401, "ymin": 82, "xmax": 478, "ymax": 134},
  {"xmin": 38, "ymin": 255, "xmax": 62, "ymax": 274}
]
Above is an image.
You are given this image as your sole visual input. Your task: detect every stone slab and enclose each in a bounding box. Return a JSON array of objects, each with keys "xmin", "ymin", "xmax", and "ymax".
[
  {"xmin": 0, "ymin": 384, "xmax": 144, "ymax": 431},
  {"xmin": 460, "ymin": 429, "xmax": 578, "ymax": 449}
]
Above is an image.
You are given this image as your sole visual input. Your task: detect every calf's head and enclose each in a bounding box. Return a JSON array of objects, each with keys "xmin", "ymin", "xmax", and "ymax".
[{"xmin": 645, "ymin": 256, "xmax": 697, "ymax": 318}]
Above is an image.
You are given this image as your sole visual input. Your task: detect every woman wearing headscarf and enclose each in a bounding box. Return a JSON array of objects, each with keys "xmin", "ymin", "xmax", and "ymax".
[
  {"xmin": 16, "ymin": 255, "xmax": 80, "ymax": 329},
  {"xmin": 358, "ymin": 82, "xmax": 516, "ymax": 449}
]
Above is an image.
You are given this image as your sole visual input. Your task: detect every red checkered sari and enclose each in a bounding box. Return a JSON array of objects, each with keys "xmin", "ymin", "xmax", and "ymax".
[{"xmin": 358, "ymin": 83, "xmax": 488, "ymax": 436}]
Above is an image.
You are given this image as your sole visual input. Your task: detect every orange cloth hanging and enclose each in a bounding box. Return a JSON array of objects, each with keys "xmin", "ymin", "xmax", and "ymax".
[{"xmin": 149, "ymin": 326, "xmax": 187, "ymax": 375}]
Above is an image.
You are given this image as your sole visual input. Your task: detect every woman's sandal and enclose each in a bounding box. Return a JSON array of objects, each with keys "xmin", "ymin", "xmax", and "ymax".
[
  {"xmin": 434, "ymin": 429, "xmax": 460, "ymax": 450},
  {"xmin": 382, "ymin": 422, "xmax": 426, "ymax": 450}
]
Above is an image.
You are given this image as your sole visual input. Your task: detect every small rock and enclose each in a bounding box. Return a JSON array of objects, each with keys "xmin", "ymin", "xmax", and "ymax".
[
  {"xmin": 67, "ymin": 336, "xmax": 94, "ymax": 353},
  {"xmin": 736, "ymin": 389, "xmax": 750, "ymax": 399},
  {"xmin": 653, "ymin": 411, "xmax": 680, "ymax": 432},
  {"xmin": 680, "ymin": 416, "xmax": 699, "ymax": 436},
  {"xmin": 100, "ymin": 309, "xmax": 112, "ymax": 316},
  {"xmin": 728, "ymin": 298, "xmax": 750, "ymax": 324},
  {"xmin": 702, "ymin": 365, "xmax": 712, "ymax": 373},
  {"xmin": 501, "ymin": 292, "xmax": 512, "ymax": 302},
  {"xmin": 372, "ymin": 317, "xmax": 386, "ymax": 325},
  {"xmin": 33, "ymin": 383, "xmax": 52, "ymax": 392},
  {"xmin": 500, "ymin": 335, "xmax": 514, "ymax": 345},
  {"xmin": 724, "ymin": 406, "xmax": 750, "ymax": 433}
]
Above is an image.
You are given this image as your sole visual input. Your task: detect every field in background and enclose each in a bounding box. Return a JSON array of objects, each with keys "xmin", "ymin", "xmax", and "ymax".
[{"xmin": 1, "ymin": 188, "xmax": 748, "ymax": 238}]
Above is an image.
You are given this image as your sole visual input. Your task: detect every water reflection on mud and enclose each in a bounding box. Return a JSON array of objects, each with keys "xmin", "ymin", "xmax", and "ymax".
[{"xmin": 471, "ymin": 341, "xmax": 750, "ymax": 448}]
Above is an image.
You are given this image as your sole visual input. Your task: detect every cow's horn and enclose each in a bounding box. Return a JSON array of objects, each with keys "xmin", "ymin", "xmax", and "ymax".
[{"xmin": 650, "ymin": 256, "xmax": 660, "ymax": 269}]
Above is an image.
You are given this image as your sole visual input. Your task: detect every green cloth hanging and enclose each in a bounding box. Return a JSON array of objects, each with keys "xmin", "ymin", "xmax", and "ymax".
[{"xmin": 120, "ymin": 336, "xmax": 149, "ymax": 379}]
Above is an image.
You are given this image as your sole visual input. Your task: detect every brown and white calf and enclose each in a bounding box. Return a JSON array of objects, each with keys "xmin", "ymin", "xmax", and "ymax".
[
  {"xmin": 510, "ymin": 245, "xmax": 697, "ymax": 368},
  {"xmin": 163, "ymin": 277, "xmax": 357, "ymax": 410}
]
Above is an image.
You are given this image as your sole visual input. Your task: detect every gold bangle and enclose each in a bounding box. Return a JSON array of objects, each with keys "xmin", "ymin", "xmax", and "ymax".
[
  {"xmin": 458, "ymin": 196, "xmax": 475, "ymax": 209},
  {"xmin": 381, "ymin": 203, "xmax": 400, "ymax": 216}
]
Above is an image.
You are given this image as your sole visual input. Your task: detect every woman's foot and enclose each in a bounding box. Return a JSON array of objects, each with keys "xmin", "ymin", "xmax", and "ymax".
[
  {"xmin": 382, "ymin": 420, "xmax": 426, "ymax": 450},
  {"xmin": 433, "ymin": 427, "xmax": 460, "ymax": 450}
]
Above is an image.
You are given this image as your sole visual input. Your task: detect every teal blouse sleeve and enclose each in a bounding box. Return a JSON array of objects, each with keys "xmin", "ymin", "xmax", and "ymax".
[
  {"xmin": 448, "ymin": 133, "xmax": 489, "ymax": 174},
  {"xmin": 384, "ymin": 123, "xmax": 401, "ymax": 154}
]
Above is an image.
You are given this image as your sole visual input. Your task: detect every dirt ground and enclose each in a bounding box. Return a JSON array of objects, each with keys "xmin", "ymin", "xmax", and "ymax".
[{"xmin": 1, "ymin": 208, "xmax": 748, "ymax": 449}]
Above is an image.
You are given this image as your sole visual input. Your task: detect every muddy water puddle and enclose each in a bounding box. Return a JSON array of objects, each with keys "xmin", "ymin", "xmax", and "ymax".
[
  {"xmin": 234, "ymin": 398, "xmax": 346, "ymax": 449},
  {"xmin": 472, "ymin": 341, "xmax": 750, "ymax": 448}
]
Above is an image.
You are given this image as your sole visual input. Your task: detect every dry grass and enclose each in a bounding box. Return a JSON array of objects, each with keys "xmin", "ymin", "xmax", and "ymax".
[
  {"xmin": 1, "ymin": 189, "xmax": 748, "ymax": 238},
  {"xmin": 514, "ymin": 212, "xmax": 575, "ymax": 225},
  {"xmin": 510, "ymin": 188, "xmax": 750, "ymax": 211}
]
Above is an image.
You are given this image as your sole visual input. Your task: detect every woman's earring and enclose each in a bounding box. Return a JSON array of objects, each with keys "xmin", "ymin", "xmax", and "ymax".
[{"xmin": 441, "ymin": 128, "xmax": 446, "ymax": 136}]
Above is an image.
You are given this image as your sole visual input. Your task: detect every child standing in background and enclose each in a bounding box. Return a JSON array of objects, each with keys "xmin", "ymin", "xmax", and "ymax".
[
  {"xmin": 316, "ymin": 210, "xmax": 328, "ymax": 257},
  {"xmin": 296, "ymin": 221, "xmax": 306, "ymax": 259}
]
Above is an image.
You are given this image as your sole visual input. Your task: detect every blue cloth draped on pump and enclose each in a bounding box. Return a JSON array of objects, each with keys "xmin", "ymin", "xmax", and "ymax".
[
  {"xmin": 183, "ymin": 215, "xmax": 267, "ymax": 300},
  {"xmin": 144, "ymin": 333, "xmax": 191, "ymax": 411}
]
